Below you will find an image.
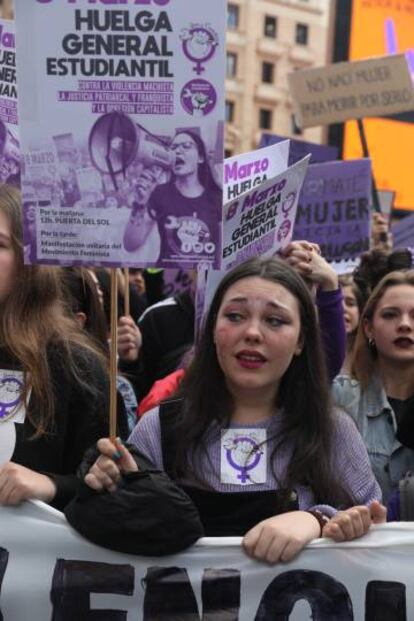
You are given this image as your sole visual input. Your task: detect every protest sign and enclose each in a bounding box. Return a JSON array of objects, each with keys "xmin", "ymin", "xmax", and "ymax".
[
  {"xmin": 377, "ymin": 189, "xmax": 395, "ymax": 217},
  {"xmin": 163, "ymin": 267, "xmax": 192, "ymax": 297},
  {"xmin": 222, "ymin": 156, "xmax": 310, "ymax": 272},
  {"xmin": 288, "ymin": 54, "xmax": 414, "ymax": 128},
  {"xmin": 1, "ymin": 501, "xmax": 414, "ymax": 620},
  {"xmin": 259, "ymin": 133, "xmax": 338, "ymax": 165},
  {"xmin": 293, "ymin": 159, "xmax": 372, "ymax": 268},
  {"xmin": 392, "ymin": 212, "xmax": 414, "ymax": 250},
  {"xmin": 0, "ymin": 18, "xmax": 19, "ymax": 187},
  {"xmin": 223, "ymin": 140, "xmax": 289, "ymax": 203},
  {"xmin": 15, "ymin": 0, "xmax": 226, "ymax": 269}
]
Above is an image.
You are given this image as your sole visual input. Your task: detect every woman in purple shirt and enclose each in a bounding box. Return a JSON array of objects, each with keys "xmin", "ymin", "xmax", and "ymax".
[{"xmin": 84, "ymin": 257, "xmax": 385, "ymax": 563}]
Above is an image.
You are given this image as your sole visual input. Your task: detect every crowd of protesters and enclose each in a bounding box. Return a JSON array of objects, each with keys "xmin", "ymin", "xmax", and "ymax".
[{"xmin": 1, "ymin": 183, "xmax": 414, "ymax": 562}]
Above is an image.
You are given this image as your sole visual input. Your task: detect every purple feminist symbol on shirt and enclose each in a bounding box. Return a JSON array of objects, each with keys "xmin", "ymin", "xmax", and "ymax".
[
  {"xmin": 180, "ymin": 26, "xmax": 219, "ymax": 75},
  {"xmin": 0, "ymin": 377, "xmax": 22, "ymax": 419},
  {"xmin": 225, "ymin": 436, "xmax": 263, "ymax": 483}
]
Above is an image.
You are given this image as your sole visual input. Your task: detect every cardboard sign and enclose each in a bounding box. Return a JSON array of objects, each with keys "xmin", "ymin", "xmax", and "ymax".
[
  {"xmin": 288, "ymin": 54, "xmax": 414, "ymax": 128},
  {"xmin": 15, "ymin": 0, "xmax": 226, "ymax": 269}
]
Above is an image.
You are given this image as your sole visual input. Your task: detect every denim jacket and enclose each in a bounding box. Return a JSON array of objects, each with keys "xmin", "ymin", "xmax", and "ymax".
[{"xmin": 332, "ymin": 374, "xmax": 414, "ymax": 503}]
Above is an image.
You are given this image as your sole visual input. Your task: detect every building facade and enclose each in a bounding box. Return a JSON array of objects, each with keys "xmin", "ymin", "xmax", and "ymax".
[
  {"xmin": 0, "ymin": 0, "xmax": 334, "ymax": 156},
  {"xmin": 225, "ymin": 0, "xmax": 335, "ymax": 156}
]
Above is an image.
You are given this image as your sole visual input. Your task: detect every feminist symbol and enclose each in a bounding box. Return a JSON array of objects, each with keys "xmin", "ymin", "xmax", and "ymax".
[
  {"xmin": 180, "ymin": 27, "xmax": 218, "ymax": 75},
  {"xmin": 0, "ymin": 376, "xmax": 23, "ymax": 420},
  {"xmin": 225, "ymin": 436, "xmax": 263, "ymax": 483}
]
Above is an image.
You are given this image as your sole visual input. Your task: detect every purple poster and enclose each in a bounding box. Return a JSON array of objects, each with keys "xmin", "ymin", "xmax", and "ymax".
[
  {"xmin": 293, "ymin": 159, "xmax": 372, "ymax": 265},
  {"xmin": 0, "ymin": 19, "xmax": 20, "ymax": 188},
  {"xmin": 260, "ymin": 133, "xmax": 338, "ymax": 166},
  {"xmin": 15, "ymin": 1, "xmax": 226, "ymax": 269},
  {"xmin": 392, "ymin": 212, "xmax": 414, "ymax": 250},
  {"xmin": 163, "ymin": 267, "xmax": 192, "ymax": 297}
]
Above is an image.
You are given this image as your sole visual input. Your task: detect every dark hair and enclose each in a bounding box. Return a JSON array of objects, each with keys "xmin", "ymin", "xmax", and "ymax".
[
  {"xmin": 172, "ymin": 130, "xmax": 221, "ymax": 193},
  {"xmin": 353, "ymin": 247, "xmax": 413, "ymax": 308},
  {"xmin": 172, "ymin": 257, "xmax": 353, "ymax": 508},
  {"xmin": 351, "ymin": 269, "xmax": 414, "ymax": 386},
  {"xmin": 60, "ymin": 267, "xmax": 108, "ymax": 353}
]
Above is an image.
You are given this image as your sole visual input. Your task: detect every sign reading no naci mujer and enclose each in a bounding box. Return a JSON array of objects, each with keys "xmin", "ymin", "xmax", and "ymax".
[{"xmin": 288, "ymin": 54, "xmax": 414, "ymax": 128}]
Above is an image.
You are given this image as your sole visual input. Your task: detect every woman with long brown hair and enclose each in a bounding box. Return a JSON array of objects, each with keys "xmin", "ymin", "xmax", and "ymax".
[
  {"xmin": 71, "ymin": 257, "xmax": 385, "ymax": 562},
  {"xmin": 333, "ymin": 270, "xmax": 414, "ymax": 505},
  {"xmin": 0, "ymin": 185, "xmax": 109, "ymax": 509}
]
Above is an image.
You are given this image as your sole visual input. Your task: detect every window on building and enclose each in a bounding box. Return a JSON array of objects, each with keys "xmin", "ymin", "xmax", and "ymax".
[
  {"xmin": 259, "ymin": 109, "xmax": 272, "ymax": 130},
  {"xmin": 264, "ymin": 15, "xmax": 277, "ymax": 38},
  {"xmin": 225, "ymin": 100, "xmax": 235, "ymax": 123},
  {"xmin": 295, "ymin": 23, "xmax": 309, "ymax": 46},
  {"xmin": 227, "ymin": 4, "xmax": 239, "ymax": 30},
  {"xmin": 262, "ymin": 62, "xmax": 274, "ymax": 84},
  {"xmin": 226, "ymin": 52, "xmax": 237, "ymax": 78}
]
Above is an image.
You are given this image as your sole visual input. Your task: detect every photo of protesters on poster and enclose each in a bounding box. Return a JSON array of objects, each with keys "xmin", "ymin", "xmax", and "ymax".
[
  {"xmin": 15, "ymin": 0, "xmax": 226, "ymax": 269},
  {"xmin": 0, "ymin": 18, "xmax": 20, "ymax": 188}
]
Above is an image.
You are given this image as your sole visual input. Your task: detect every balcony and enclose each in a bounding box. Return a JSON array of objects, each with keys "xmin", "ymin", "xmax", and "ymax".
[
  {"xmin": 288, "ymin": 44, "xmax": 316, "ymax": 65},
  {"xmin": 255, "ymin": 83, "xmax": 286, "ymax": 104},
  {"xmin": 257, "ymin": 38, "xmax": 285, "ymax": 59}
]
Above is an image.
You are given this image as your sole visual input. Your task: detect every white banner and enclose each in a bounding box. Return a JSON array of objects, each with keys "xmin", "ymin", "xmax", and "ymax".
[{"xmin": 1, "ymin": 502, "xmax": 414, "ymax": 620}]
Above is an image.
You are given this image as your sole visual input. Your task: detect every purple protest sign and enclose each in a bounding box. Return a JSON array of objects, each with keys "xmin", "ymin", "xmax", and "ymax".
[
  {"xmin": 0, "ymin": 19, "xmax": 20, "ymax": 188},
  {"xmin": 163, "ymin": 267, "xmax": 192, "ymax": 298},
  {"xmin": 260, "ymin": 133, "xmax": 338, "ymax": 166},
  {"xmin": 293, "ymin": 159, "xmax": 372, "ymax": 264},
  {"xmin": 392, "ymin": 212, "xmax": 414, "ymax": 250},
  {"xmin": 15, "ymin": 1, "xmax": 226, "ymax": 270}
]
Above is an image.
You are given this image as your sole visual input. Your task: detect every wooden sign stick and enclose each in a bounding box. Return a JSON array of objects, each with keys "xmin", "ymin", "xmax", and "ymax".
[
  {"xmin": 109, "ymin": 268, "xmax": 118, "ymax": 441},
  {"xmin": 124, "ymin": 268, "xmax": 130, "ymax": 317}
]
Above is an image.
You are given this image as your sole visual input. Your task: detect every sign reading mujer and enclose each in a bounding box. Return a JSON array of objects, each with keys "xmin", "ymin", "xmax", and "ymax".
[
  {"xmin": 1, "ymin": 502, "xmax": 414, "ymax": 620},
  {"xmin": 293, "ymin": 159, "xmax": 372, "ymax": 268},
  {"xmin": 15, "ymin": 0, "xmax": 226, "ymax": 268}
]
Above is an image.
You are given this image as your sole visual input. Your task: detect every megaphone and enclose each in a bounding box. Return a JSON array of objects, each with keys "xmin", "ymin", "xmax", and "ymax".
[{"xmin": 88, "ymin": 112, "xmax": 175, "ymax": 190}]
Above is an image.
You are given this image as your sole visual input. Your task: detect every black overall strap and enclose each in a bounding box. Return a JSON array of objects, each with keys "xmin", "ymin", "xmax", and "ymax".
[
  {"xmin": 159, "ymin": 398, "xmax": 185, "ymax": 479},
  {"xmin": 158, "ymin": 400, "xmax": 299, "ymax": 536}
]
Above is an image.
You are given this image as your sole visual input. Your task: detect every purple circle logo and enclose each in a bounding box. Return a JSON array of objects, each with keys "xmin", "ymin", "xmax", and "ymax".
[
  {"xmin": 180, "ymin": 26, "xmax": 219, "ymax": 75},
  {"xmin": 277, "ymin": 219, "xmax": 292, "ymax": 243},
  {"xmin": 181, "ymin": 80, "xmax": 217, "ymax": 117},
  {"xmin": 0, "ymin": 376, "xmax": 22, "ymax": 419}
]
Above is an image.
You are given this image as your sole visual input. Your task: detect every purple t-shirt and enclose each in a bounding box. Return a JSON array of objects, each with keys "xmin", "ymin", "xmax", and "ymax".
[
  {"xmin": 129, "ymin": 406, "xmax": 381, "ymax": 517},
  {"xmin": 148, "ymin": 181, "xmax": 221, "ymax": 267}
]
